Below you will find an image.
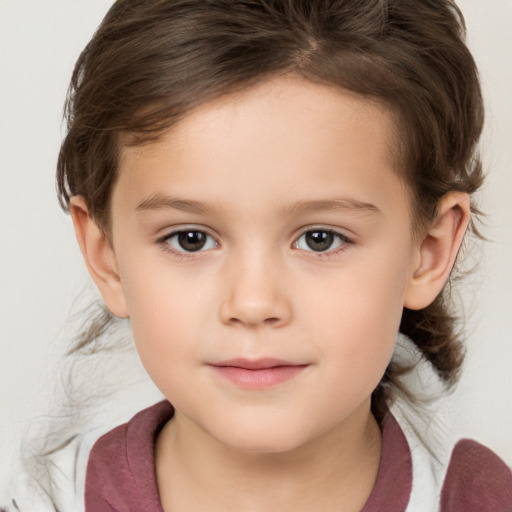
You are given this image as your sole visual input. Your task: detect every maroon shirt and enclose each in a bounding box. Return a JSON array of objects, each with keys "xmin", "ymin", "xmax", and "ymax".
[{"xmin": 85, "ymin": 401, "xmax": 512, "ymax": 511}]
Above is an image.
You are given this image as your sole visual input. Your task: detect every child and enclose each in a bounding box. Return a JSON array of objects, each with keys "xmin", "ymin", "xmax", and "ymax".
[{"xmin": 3, "ymin": 0, "xmax": 512, "ymax": 510}]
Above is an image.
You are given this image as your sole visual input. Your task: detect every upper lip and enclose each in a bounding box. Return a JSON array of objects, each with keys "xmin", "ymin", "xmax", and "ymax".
[{"xmin": 209, "ymin": 358, "xmax": 306, "ymax": 370}]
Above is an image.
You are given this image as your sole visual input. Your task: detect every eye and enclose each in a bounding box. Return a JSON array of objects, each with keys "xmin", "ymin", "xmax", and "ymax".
[
  {"xmin": 294, "ymin": 229, "xmax": 350, "ymax": 253},
  {"xmin": 164, "ymin": 230, "xmax": 217, "ymax": 253}
]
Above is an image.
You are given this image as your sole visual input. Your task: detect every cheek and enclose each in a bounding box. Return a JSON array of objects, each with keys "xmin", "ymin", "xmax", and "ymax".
[
  {"xmin": 304, "ymin": 252, "xmax": 410, "ymax": 389},
  {"xmin": 118, "ymin": 257, "xmax": 204, "ymax": 377}
]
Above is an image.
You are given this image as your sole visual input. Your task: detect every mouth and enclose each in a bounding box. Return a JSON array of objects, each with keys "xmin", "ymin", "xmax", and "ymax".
[{"xmin": 208, "ymin": 358, "xmax": 309, "ymax": 389}]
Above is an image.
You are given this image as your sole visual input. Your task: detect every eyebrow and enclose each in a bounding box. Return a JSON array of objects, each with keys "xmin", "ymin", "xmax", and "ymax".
[
  {"xmin": 136, "ymin": 194, "xmax": 215, "ymax": 215},
  {"xmin": 136, "ymin": 194, "xmax": 380, "ymax": 217},
  {"xmin": 281, "ymin": 198, "xmax": 381, "ymax": 217}
]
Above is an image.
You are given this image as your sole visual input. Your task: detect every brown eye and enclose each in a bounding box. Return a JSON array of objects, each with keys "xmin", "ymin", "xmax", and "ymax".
[
  {"xmin": 166, "ymin": 230, "xmax": 217, "ymax": 252},
  {"xmin": 304, "ymin": 231, "xmax": 334, "ymax": 252},
  {"xmin": 294, "ymin": 229, "xmax": 349, "ymax": 253}
]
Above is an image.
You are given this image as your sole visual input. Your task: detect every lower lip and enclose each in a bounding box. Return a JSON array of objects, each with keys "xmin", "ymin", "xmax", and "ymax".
[{"xmin": 210, "ymin": 365, "xmax": 307, "ymax": 389}]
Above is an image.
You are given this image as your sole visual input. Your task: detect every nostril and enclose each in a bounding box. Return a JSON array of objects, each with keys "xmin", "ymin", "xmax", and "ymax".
[{"xmin": 226, "ymin": 315, "xmax": 282, "ymax": 328}]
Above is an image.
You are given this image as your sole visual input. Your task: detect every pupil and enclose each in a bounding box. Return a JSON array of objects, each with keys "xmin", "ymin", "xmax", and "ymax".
[
  {"xmin": 178, "ymin": 231, "xmax": 207, "ymax": 252},
  {"xmin": 305, "ymin": 231, "xmax": 333, "ymax": 252}
]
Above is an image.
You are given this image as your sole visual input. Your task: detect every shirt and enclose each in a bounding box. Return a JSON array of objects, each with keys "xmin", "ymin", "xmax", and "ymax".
[{"xmin": 85, "ymin": 401, "xmax": 512, "ymax": 511}]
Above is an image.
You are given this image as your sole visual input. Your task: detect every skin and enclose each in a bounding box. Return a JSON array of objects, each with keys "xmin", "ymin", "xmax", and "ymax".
[{"xmin": 71, "ymin": 76, "xmax": 470, "ymax": 511}]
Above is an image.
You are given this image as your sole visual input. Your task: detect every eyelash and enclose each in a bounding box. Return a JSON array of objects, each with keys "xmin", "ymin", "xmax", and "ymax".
[
  {"xmin": 157, "ymin": 229, "xmax": 218, "ymax": 261},
  {"xmin": 293, "ymin": 228, "xmax": 353, "ymax": 259},
  {"xmin": 157, "ymin": 227, "xmax": 354, "ymax": 260}
]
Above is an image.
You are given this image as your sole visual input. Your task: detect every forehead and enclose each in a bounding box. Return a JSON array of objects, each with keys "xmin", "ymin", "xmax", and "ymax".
[
  {"xmin": 115, "ymin": 76, "xmax": 408, "ymax": 221},
  {"xmin": 123, "ymin": 76, "xmax": 398, "ymax": 164}
]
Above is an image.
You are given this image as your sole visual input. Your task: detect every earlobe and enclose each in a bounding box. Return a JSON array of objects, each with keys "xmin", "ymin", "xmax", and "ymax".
[
  {"xmin": 69, "ymin": 196, "xmax": 129, "ymax": 318},
  {"xmin": 404, "ymin": 192, "xmax": 471, "ymax": 310}
]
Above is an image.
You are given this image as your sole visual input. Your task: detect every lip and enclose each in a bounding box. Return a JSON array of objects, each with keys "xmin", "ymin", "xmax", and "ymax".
[
  {"xmin": 211, "ymin": 358, "xmax": 302, "ymax": 370},
  {"xmin": 208, "ymin": 358, "xmax": 309, "ymax": 389}
]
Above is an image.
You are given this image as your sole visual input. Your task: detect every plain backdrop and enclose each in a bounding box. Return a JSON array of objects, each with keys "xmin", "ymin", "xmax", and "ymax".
[{"xmin": 1, "ymin": 0, "xmax": 511, "ymax": 486}]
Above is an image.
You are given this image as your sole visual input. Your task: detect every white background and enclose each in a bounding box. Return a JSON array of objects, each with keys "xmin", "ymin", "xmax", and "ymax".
[{"xmin": 1, "ymin": 0, "xmax": 511, "ymax": 487}]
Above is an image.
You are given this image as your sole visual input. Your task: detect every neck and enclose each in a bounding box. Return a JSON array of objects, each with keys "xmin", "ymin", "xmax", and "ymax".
[{"xmin": 156, "ymin": 400, "xmax": 382, "ymax": 512}]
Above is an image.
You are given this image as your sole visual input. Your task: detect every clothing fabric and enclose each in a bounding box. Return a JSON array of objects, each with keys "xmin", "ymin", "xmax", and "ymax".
[{"xmin": 85, "ymin": 400, "xmax": 512, "ymax": 512}]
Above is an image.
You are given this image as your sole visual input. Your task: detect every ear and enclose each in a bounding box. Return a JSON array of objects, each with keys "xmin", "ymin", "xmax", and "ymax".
[
  {"xmin": 70, "ymin": 196, "xmax": 129, "ymax": 318},
  {"xmin": 404, "ymin": 192, "xmax": 470, "ymax": 310}
]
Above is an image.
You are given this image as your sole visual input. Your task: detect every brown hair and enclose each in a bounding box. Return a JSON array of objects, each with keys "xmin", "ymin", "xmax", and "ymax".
[{"xmin": 57, "ymin": 0, "xmax": 484, "ymax": 416}]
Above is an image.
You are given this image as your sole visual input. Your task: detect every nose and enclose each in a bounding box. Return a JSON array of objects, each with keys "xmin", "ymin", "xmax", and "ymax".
[{"xmin": 218, "ymin": 252, "xmax": 292, "ymax": 329}]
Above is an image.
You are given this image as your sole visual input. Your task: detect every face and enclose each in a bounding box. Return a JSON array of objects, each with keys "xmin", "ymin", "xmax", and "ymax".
[{"xmin": 108, "ymin": 77, "xmax": 419, "ymax": 452}]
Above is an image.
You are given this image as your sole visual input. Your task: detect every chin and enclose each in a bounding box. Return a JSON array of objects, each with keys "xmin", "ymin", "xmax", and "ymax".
[{"xmin": 212, "ymin": 422, "xmax": 313, "ymax": 455}]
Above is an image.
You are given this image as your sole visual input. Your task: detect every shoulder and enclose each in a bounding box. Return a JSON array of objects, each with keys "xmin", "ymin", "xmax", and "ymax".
[
  {"xmin": 1, "ymin": 429, "xmax": 101, "ymax": 512},
  {"xmin": 389, "ymin": 401, "xmax": 512, "ymax": 512},
  {"xmin": 85, "ymin": 400, "xmax": 173, "ymax": 512},
  {"xmin": 440, "ymin": 439, "xmax": 512, "ymax": 512}
]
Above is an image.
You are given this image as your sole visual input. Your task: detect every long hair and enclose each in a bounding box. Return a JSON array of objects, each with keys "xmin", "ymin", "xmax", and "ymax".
[{"xmin": 56, "ymin": 0, "xmax": 484, "ymax": 418}]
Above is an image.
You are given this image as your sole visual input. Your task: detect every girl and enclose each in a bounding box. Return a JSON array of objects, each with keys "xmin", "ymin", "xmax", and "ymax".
[{"xmin": 2, "ymin": 0, "xmax": 512, "ymax": 510}]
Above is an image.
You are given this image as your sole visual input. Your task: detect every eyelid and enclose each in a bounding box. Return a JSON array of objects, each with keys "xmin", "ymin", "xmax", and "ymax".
[
  {"xmin": 156, "ymin": 224, "xmax": 219, "ymax": 241},
  {"xmin": 292, "ymin": 226, "xmax": 354, "ymax": 255},
  {"xmin": 157, "ymin": 225, "xmax": 220, "ymax": 255}
]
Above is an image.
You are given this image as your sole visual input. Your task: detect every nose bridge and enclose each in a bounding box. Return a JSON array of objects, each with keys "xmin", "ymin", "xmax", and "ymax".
[{"xmin": 219, "ymin": 243, "xmax": 291, "ymax": 328}]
